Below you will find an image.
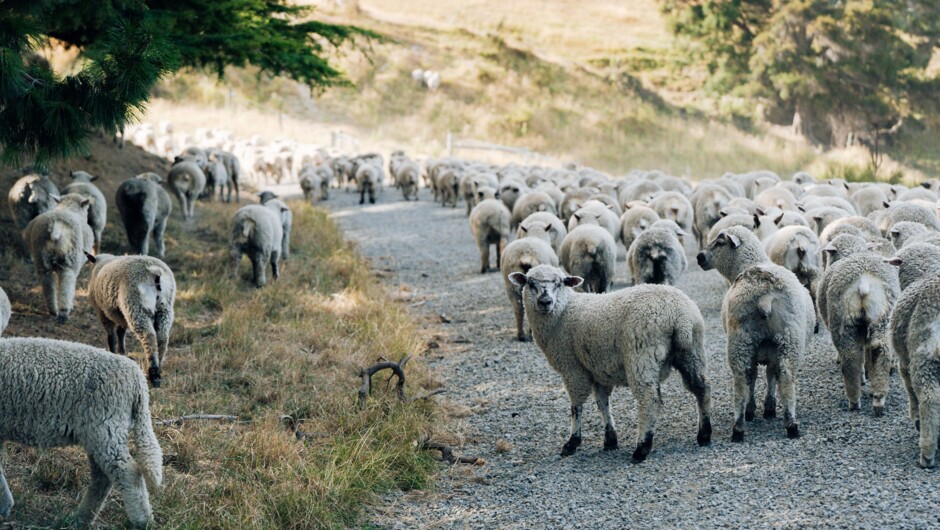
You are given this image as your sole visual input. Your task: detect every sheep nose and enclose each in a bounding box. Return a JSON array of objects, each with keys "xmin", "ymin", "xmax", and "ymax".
[{"xmin": 696, "ymin": 252, "xmax": 707, "ymax": 267}]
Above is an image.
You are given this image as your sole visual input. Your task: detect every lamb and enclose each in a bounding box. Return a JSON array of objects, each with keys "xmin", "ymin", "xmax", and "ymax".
[
  {"xmin": 0, "ymin": 337, "xmax": 163, "ymax": 528},
  {"xmin": 116, "ymin": 173, "xmax": 173, "ymax": 258},
  {"xmin": 469, "ymin": 198, "xmax": 511, "ymax": 273},
  {"xmin": 7, "ymin": 173, "xmax": 59, "ymax": 231},
  {"xmin": 559, "ymin": 224, "xmax": 617, "ymax": 293},
  {"xmin": 23, "ymin": 194, "xmax": 93, "ymax": 322},
  {"xmin": 518, "ymin": 211, "xmax": 567, "ymax": 255},
  {"xmin": 697, "ymin": 226, "xmax": 815, "ymax": 441},
  {"xmin": 85, "ymin": 253, "xmax": 176, "ymax": 388},
  {"xmin": 167, "ymin": 160, "xmax": 206, "ymax": 220},
  {"xmin": 619, "ymin": 205, "xmax": 660, "ymax": 252},
  {"xmin": 230, "ymin": 204, "xmax": 283, "ymax": 287},
  {"xmin": 763, "ymin": 226, "xmax": 821, "ymax": 310},
  {"xmin": 816, "ymin": 247, "xmax": 900, "ymax": 415},
  {"xmin": 627, "ymin": 220, "xmax": 687, "ymax": 286},
  {"xmin": 356, "ymin": 163, "xmax": 381, "ymax": 205},
  {"xmin": 63, "ymin": 170, "xmax": 107, "ymax": 253},
  {"xmin": 507, "ymin": 265, "xmax": 712, "ymax": 463},
  {"xmin": 0, "ymin": 286, "xmax": 9, "ymax": 336},
  {"xmin": 500, "ymin": 226, "xmax": 559, "ymax": 341},
  {"xmin": 511, "ymin": 191, "xmax": 556, "ymax": 230}
]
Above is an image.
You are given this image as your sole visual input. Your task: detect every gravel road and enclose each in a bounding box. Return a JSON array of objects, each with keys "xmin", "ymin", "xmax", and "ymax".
[{"xmin": 326, "ymin": 187, "xmax": 938, "ymax": 529}]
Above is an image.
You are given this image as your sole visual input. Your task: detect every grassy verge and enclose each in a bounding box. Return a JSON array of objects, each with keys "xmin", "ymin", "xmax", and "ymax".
[{"xmin": 0, "ymin": 161, "xmax": 441, "ymax": 528}]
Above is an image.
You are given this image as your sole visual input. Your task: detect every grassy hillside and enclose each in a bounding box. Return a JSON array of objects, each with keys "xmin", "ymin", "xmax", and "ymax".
[{"xmin": 0, "ymin": 138, "xmax": 444, "ymax": 528}]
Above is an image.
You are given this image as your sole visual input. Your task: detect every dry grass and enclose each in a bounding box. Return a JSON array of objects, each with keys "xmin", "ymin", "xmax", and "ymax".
[{"xmin": 0, "ymin": 139, "xmax": 443, "ymax": 529}]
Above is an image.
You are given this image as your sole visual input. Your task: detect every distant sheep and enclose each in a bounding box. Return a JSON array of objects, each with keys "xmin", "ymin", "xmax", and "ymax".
[
  {"xmin": 167, "ymin": 160, "xmax": 206, "ymax": 220},
  {"xmin": 501, "ymin": 227, "xmax": 559, "ymax": 341},
  {"xmin": 116, "ymin": 173, "xmax": 173, "ymax": 258},
  {"xmin": 518, "ymin": 211, "xmax": 567, "ymax": 255},
  {"xmin": 231, "ymin": 205, "xmax": 283, "ymax": 287},
  {"xmin": 64, "ymin": 170, "xmax": 107, "ymax": 253},
  {"xmin": 627, "ymin": 219, "xmax": 687, "ymax": 286},
  {"xmin": 470, "ymin": 198, "xmax": 511, "ymax": 273},
  {"xmin": 560, "ymin": 224, "xmax": 617, "ymax": 294},
  {"xmin": 7, "ymin": 174, "xmax": 59, "ymax": 231}
]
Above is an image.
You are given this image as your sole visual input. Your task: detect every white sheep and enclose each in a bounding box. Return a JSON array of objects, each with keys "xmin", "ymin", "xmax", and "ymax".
[
  {"xmin": 396, "ymin": 161, "xmax": 421, "ymax": 201},
  {"xmin": 202, "ymin": 157, "xmax": 229, "ymax": 203},
  {"xmin": 619, "ymin": 204, "xmax": 660, "ymax": 252},
  {"xmin": 888, "ymin": 221, "xmax": 932, "ymax": 249},
  {"xmin": 115, "ymin": 173, "xmax": 173, "ymax": 258},
  {"xmin": 518, "ymin": 211, "xmax": 566, "ymax": 255},
  {"xmin": 0, "ymin": 337, "xmax": 163, "ymax": 528},
  {"xmin": 763, "ymin": 226, "xmax": 821, "ymax": 316},
  {"xmin": 0, "ymin": 286, "xmax": 9, "ymax": 336},
  {"xmin": 816, "ymin": 248, "xmax": 900, "ymax": 415},
  {"xmin": 691, "ymin": 184, "xmax": 734, "ymax": 248},
  {"xmin": 877, "ymin": 202, "xmax": 940, "ymax": 235},
  {"xmin": 23, "ymin": 194, "xmax": 93, "ymax": 323},
  {"xmin": 559, "ymin": 224, "xmax": 617, "ymax": 294},
  {"xmin": 259, "ymin": 195, "xmax": 293, "ymax": 261},
  {"xmin": 627, "ymin": 219, "xmax": 687, "ymax": 286},
  {"xmin": 7, "ymin": 173, "xmax": 59, "ymax": 231},
  {"xmin": 697, "ymin": 226, "xmax": 815, "ymax": 441},
  {"xmin": 648, "ymin": 191, "xmax": 694, "ymax": 236},
  {"xmin": 500, "ymin": 224, "xmax": 559, "ymax": 341},
  {"xmin": 498, "ymin": 178, "xmax": 527, "ymax": 212},
  {"xmin": 86, "ymin": 253, "xmax": 176, "ymax": 388},
  {"xmin": 507, "ymin": 265, "xmax": 712, "ymax": 463},
  {"xmin": 356, "ymin": 163, "xmax": 381, "ymax": 205},
  {"xmin": 167, "ymin": 160, "xmax": 206, "ymax": 220},
  {"xmin": 231, "ymin": 205, "xmax": 283, "ymax": 287},
  {"xmin": 567, "ymin": 201, "xmax": 620, "ymax": 243},
  {"xmin": 852, "ymin": 187, "xmax": 890, "ymax": 217},
  {"xmin": 470, "ymin": 198, "xmax": 511, "ymax": 273},
  {"xmin": 63, "ymin": 170, "xmax": 107, "ymax": 254},
  {"xmin": 511, "ymin": 191, "xmax": 556, "ymax": 230},
  {"xmin": 888, "ymin": 244, "xmax": 940, "ymax": 466}
]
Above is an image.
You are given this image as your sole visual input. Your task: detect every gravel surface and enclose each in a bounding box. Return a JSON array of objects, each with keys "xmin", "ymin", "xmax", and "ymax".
[{"xmin": 326, "ymin": 187, "xmax": 938, "ymax": 529}]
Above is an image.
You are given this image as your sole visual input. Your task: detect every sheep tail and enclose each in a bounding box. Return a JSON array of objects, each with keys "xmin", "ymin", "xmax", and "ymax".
[
  {"xmin": 132, "ymin": 382, "xmax": 164, "ymax": 490},
  {"xmin": 757, "ymin": 293, "xmax": 774, "ymax": 318},
  {"xmin": 50, "ymin": 221, "xmax": 65, "ymax": 242}
]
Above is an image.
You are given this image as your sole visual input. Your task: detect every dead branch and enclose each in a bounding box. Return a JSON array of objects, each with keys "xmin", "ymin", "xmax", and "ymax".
[
  {"xmin": 155, "ymin": 414, "xmax": 238, "ymax": 426},
  {"xmin": 280, "ymin": 414, "xmax": 329, "ymax": 440},
  {"xmin": 419, "ymin": 437, "xmax": 484, "ymax": 465},
  {"xmin": 409, "ymin": 388, "xmax": 446, "ymax": 403},
  {"xmin": 358, "ymin": 354, "xmax": 443, "ymax": 409}
]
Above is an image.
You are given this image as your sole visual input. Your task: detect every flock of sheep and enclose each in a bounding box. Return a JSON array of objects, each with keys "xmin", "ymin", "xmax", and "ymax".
[
  {"xmin": 433, "ymin": 160, "xmax": 940, "ymax": 468},
  {"xmin": 3, "ymin": 126, "xmax": 940, "ymax": 526}
]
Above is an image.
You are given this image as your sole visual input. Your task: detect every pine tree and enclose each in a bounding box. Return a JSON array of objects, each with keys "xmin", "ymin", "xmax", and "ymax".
[{"xmin": 0, "ymin": 1, "xmax": 377, "ymax": 168}]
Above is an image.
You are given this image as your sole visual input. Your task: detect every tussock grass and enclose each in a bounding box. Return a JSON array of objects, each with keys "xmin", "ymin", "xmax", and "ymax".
[{"xmin": 0, "ymin": 149, "xmax": 441, "ymax": 528}]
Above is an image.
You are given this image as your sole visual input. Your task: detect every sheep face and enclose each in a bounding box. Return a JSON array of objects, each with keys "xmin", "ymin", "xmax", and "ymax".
[
  {"xmin": 508, "ymin": 267, "xmax": 582, "ymax": 315},
  {"xmin": 696, "ymin": 230, "xmax": 741, "ymax": 271}
]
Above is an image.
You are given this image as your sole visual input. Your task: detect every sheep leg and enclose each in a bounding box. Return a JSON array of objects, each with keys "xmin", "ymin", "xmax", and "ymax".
[
  {"xmin": 231, "ymin": 250, "xmax": 242, "ymax": 280},
  {"xmin": 251, "ymin": 252, "xmax": 268, "ymax": 287},
  {"xmin": 39, "ymin": 267, "xmax": 58, "ymax": 317},
  {"xmin": 359, "ymin": 186, "xmax": 366, "ymax": 205},
  {"xmin": 917, "ymin": 387, "xmax": 940, "ymax": 468},
  {"xmin": 153, "ymin": 217, "xmax": 167, "ymax": 258},
  {"xmin": 676, "ymin": 361, "xmax": 713, "ymax": 447},
  {"xmin": 745, "ymin": 373, "xmax": 757, "ymax": 422},
  {"xmin": 91, "ymin": 446, "xmax": 152, "ymax": 528},
  {"xmin": 730, "ymin": 359, "xmax": 756, "ymax": 442},
  {"xmin": 496, "ymin": 239, "xmax": 506, "ymax": 271},
  {"xmin": 155, "ymin": 309, "xmax": 173, "ymax": 370},
  {"xmin": 631, "ymin": 384, "xmax": 662, "ymax": 464},
  {"xmin": 271, "ymin": 250, "xmax": 281, "ymax": 282},
  {"xmin": 73, "ymin": 455, "xmax": 112, "ymax": 527},
  {"xmin": 479, "ymin": 242, "xmax": 490, "ymax": 274},
  {"xmin": 176, "ymin": 192, "xmax": 189, "ymax": 221},
  {"xmin": 56, "ymin": 268, "xmax": 78, "ymax": 323},
  {"xmin": 369, "ymin": 186, "xmax": 376, "ymax": 204},
  {"xmin": 560, "ymin": 372, "xmax": 592, "ymax": 457},
  {"xmin": 187, "ymin": 193, "xmax": 197, "ymax": 219},
  {"xmin": 764, "ymin": 364, "xmax": 778, "ymax": 419},
  {"xmin": 130, "ymin": 317, "xmax": 160, "ymax": 387},
  {"xmin": 117, "ymin": 327, "xmax": 127, "ymax": 356},
  {"xmin": 593, "ymin": 382, "xmax": 617, "ymax": 450},
  {"xmin": 867, "ymin": 339, "xmax": 891, "ymax": 416},
  {"xmin": 0, "ymin": 446, "xmax": 13, "ymax": 518},
  {"xmin": 778, "ymin": 360, "xmax": 800, "ymax": 439},
  {"xmin": 899, "ymin": 360, "xmax": 920, "ymax": 429},
  {"xmin": 839, "ymin": 347, "xmax": 864, "ymax": 412},
  {"xmin": 510, "ymin": 291, "xmax": 528, "ymax": 342}
]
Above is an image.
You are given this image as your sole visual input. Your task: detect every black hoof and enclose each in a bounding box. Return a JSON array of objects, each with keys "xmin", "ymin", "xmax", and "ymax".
[
  {"xmin": 604, "ymin": 425, "xmax": 618, "ymax": 451},
  {"xmin": 369, "ymin": 198, "xmax": 375, "ymax": 204},
  {"xmin": 731, "ymin": 430, "xmax": 745, "ymax": 443},
  {"xmin": 560, "ymin": 435, "xmax": 581, "ymax": 457},
  {"xmin": 916, "ymin": 419, "xmax": 921, "ymax": 432},
  {"xmin": 148, "ymin": 366, "xmax": 162, "ymax": 388},
  {"xmin": 697, "ymin": 418, "xmax": 712, "ymax": 446},
  {"xmin": 56, "ymin": 313, "xmax": 69, "ymax": 324},
  {"xmin": 814, "ymin": 322, "xmax": 820, "ymax": 334},
  {"xmin": 631, "ymin": 432, "xmax": 653, "ymax": 463},
  {"xmin": 849, "ymin": 402, "xmax": 860, "ymax": 412},
  {"xmin": 359, "ymin": 199, "xmax": 365, "ymax": 205},
  {"xmin": 516, "ymin": 335, "xmax": 530, "ymax": 342},
  {"xmin": 786, "ymin": 424, "xmax": 800, "ymax": 439},
  {"xmin": 764, "ymin": 407, "xmax": 777, "ymax": 419},
  {"xmin": 745, "ymin": 410, "xmax": 755, "ymax": 422},
  {"xmin": 873, "ymin": 405, "xmax": 885, "ymax": 417}
]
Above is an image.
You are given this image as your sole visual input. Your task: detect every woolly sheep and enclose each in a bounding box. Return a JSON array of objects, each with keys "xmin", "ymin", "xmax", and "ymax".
[
  {"xmin": 518, "ymin": 211, "xmax": 566, "ymax": 255},
  {"xmin": 568, "ymin": 201, "xmax": 620, "ymax": 243},
  {"xmin": 706, "ymin": 213, "xmax": 755, "ymax": 244},
  {"xmin": 469, "ymin": 198, "xmax": 511, "ymax": 273},
  {"xmin": 722, "ymin": 197, "xmax": 761, "ymax": 217},
  {"xmin": 508, "ymin": 265, "xmax": 712, "ymax": 462},
  {"xmin": 763, "ymin": 226, "xmax": 821, "ymax": 308},
  {"xmin": 816, "ymin": 249, "xmax": 900, "ymax": 415},
  {"xmin": 0, "ymin": 286, "xmax": 8, "ymax": 336},
  {"xmin": 202, "ymin": 157, "xmax": 230, "ymax": 203},
  {"xmin": 804, "ymin": 206, "xmax": 849, "ymax": 236},
  {"xmin": 649, "ymin": 191, "xmax": 694, "ymax": 236},
  {"xmin": 0, "ymin": 337, "xmax": 163, "ymax": 528},
  {"xmin": 501, "ymin": 226, "xmax": 559, "ymax": 341},
  {"xmin": 691, "ymin": 184, "xmax": 733, "ymax": 248},
  {"xmin": 697, "ymin": 226, "xmax": 815, "ymax": 441},
  {"xmin": 397, "ymin": 161, "xmax": 421, "ymax": 201},
  {"xmin": 755, "ymin": 187, "xmax": 798, "ymax": 212},
  {"xmin": 511, "ymin": 191, "xmax": 556, "ymax": 230},
  {"xmin": 499, "ymin": 178, "xmax": 527, "ymax": 212},
  {"xmin": 356, "ymin": 163, "xmax": 381, "ymax": 205},
  {"xmin": 116, "ymin": 173, "xmax": 172, "ymax": 258},
  {"xmin": 752, "ymin": 212, "xmax": 780, "ymax": 242},
  {"xmin": 896, "ymin": 187, "xmax": 937, "ymax": 203},
  {"xmin": 876, "ymin": 202, "xmax": 940, "ymax": 235},
  {"xmin": 23, "ymin": 194, "xmax": 93, "ymax": 322},
  {"xmin": 64, "ymin": 170, "xmax": 107, "ymax": 253},
  {"xmin": 821, "ymin": 233, "xmax": 870, "ymax": 268},
  {"xmin": 852, "ymin": 187, "xmax": 890, "ymax": 217},
  {"xmin": 438, "ymin": 168, "xmax": 461, "ymax": 208},
  {"xmin": 559, "ymin": 224, "xmax": 617, "ymax": 294},
  {"xmin": 258, "ymin": 195, "xmax": 293, "ymax": 261},
  {"xmin": 800, "ymin": 196, "xmax": 857, "ymax": 215},
  {"xmin": 888, "ymin": 221, "xmax": 932, "ymax": 249},
  {"xmin": 619, "ymin": 205, "xmax": 660, "ymax": 252},
  {"xmin": 628, "ymin": 219, "xmax": 687, "ymax": 286},
  {"xmin": 86, "ymin": 253, "xmax": 176, "ymax": 388},
  {"xmin": 773, "ymin": 210, "xmax": 810, "ymax": 229},
  {"xmin": 890, "ymin": 245, "xmax": 940, "ymax": 467},
  {"xmin": 7, "ymin": 174, "xmax": 59, "ymax": 231},
  {"xmin": 819, "ymin": 216, "xmax": 880, "ymax": 245},
  {"xmin": 619, "ymin": 180, "xmax": 662, "ymax": 206},
  {"xmin": 167, "ymin": 160, "xmax": 206, "ymax": 220},
  {"xmin": 299, "ymin": 172, "xmax": 324, "ymax": 204},
  {"xmin": 210, "ymin": 150, "xmax": 241, "ymax": 202},
  {"xmin": 230, "ymin": 205, "xmax": 283, "ymax": 287}
]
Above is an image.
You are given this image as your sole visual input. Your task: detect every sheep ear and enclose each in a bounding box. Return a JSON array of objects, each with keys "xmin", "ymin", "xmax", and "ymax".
[
  {"xmin": 883, "ymin": 201, "xmax": 891, "ymax": 208},
  {"xmin": 884, "ymin": 257, "xmax": 903, "ymax": 266},
  {"xmin": 520, "ymin": 226, "xmax": 528, "ymax": 233},
  {"xmin": 797, "ymin": 204, "xmax": 805, "ymax": 212},
  {"xmin": 495, "ymin": 191, "xmax": 501, "ymax": 199},
  {"xmin": 753, "ymin": 213, "xmax": 761, "ymax": 227},
  {"xmin": 755, "ymin": 207, "xmax": 765, "ymax": 216},
  {"xmin": 69, "ymin": 170, "xmax": 75, "ymax": 177},
  {"xmin": 727, "ymin": 233, "xmax": 741, "ymax": 248},
  {"xmin": 508, "ymin": 272, "xmax": 528, "ymax": 286},
  {"xmin": 921, "ymin": 182, "xmax": 931, "ymax": 189},
  {"xmin": 80, "ymin": 198, "xmax": 91, "ymax": 207},
  {"xmin": 562, "ymin": 276, "xmax": 584, "ymax": 288},
  {"xmin": 573, "ymin": 213, "xmax": 581, "ymax": 221},
  {"xmin": 823, "ymin": 244, "xmax": 837, "ymax": 254},
  {"xmin": 90, "ymin": 173, "xmax": 98, "ymax": 181},
  {"xmin": 676, "ymin": 228, "xmax": 688, "ymax": 237},
  {"xmin": 51, "ymin": 195, "xmax": 61, "ymax": 203},
  {"xmin": 84, "ymin": 251, "xmax": 96, "ymax": 263},
  {"xmin": 774, "ymin": 212, "xmax": 785, "ymax": 225}
]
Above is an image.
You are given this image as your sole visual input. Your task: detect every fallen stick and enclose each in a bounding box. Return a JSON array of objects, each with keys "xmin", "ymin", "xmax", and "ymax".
[
  {"xmin": 420, "ymin": 438, "xmax": 484, "ymax": 465},
  {"xmin": 155, "ymin": 414, "xmax": 238, "ymax": 426}
]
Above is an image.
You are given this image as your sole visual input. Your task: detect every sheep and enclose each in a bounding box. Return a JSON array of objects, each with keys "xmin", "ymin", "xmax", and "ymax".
[
  {"xmin": 852, "ymin": 187, "xmax": 890, "ymax": 217},
  {"xmin": 559, "ymin": 224, "xmax": 616, "ymax": 294},
  {"xmin": 7, "ymin": 174, "xmax": 59, "ymax": 231},
  {"xmin": 179, "ymin": 146, "xmax": 208, "ymax": 169},
  {"xmin": 230, "ymin": 204, "xmax": 283, "ymax": 287},
  {"xmin": 773, "ymin": 210, "xmax": 810, "ymax": 229},
  {"xmin": 0, "ymin": 337, "xmax": 163, "ymax": 528},
  {"xmin": 499, "ymin": 178, "xmax": 527, "ymax": 212},
  {"xmin": 167, "ymin": 160, "xmax": 206, "ymax": 220},
  {"xmin": 86, "ymin": 253, "xmax": 176, "ymax": 388},
  {"xmin": 896, "ymin": 187, "xmax": 937, "ymax": 203},
  {"xmin": 752, "ymin": 212, "xmax": 780, "ymax": 242},
  {"xmin": 706, "ymin": 213, "xmax": 755, "ymax": 244},
  {"xmin": 763, "ymin": 226, "xmax": 821, "ymax": 309},
  {"xmin": 0, "ymin": 286, "xmax": 9, "ymax": 336},
  {"xmin": 619, "ymin": 205, "xmax": 660, "ymax": 252},
  {"xmin": 627, "ymin": 220, "xmax": 687, "ymax": 286},
  {"xmin": 211, "ymin": 150, "xmax": 241, "ymax": 202},
  {"xmin": 649, "ymin": 191, "xmax": 694, "ymax": 236},
  {"xmin": 511, "ymin": 191, "xmax": 556, "ymax": 230},
  {"xmin": 816, "ymin": 248, "xmax": 900, "ymax": 415},
  {"xmin": 800, "ymin": 196, "xmax": 857, "ymax": 215},
  {"xmin": 691, "ymin": 184, "xmax": 733, "ymax": 248},
  {"xmin": 63, "ymin": 171, "xmax": 107, "ymax": 253},
  {"xmin": 507, "ymin": 264, "xmax": 712, "ymax": 462},
  {"xmin": 821, "ymin": 233, "xmax": 870, "ymax": 268},
  {"xmin": 568, "ymin": 201, "xmax": 620, "ymax": 243},
  {"xmin": 500, "ymin": 227, "xmax": 559, "ymax": 341},
  {"xmin": 518, "ymin": 211, "xmax": 567, "ymax": 255},
  {"xmin": 619, "ymin": 180, "xmax": 662, "ymax": 206},
  {"xmin": 755, "ymin": 187, "xmax": 798, "ymax": 212},
  {"xmin": 888, "ymin": 221, "xmax": 932, "ymax": 249},
  {"xmin": 356, "ymin": 163, "xmax": 381, "ymax": 205},
  {"xmin": 804, "ymin": 206, "xmax": 849, "ymax": 236},
  {"xmin": 202, "ymin": 157, "xmax": 229, "ymax": 203},
  {"xmin": 23, "ymin": 194, "xmax": 93, "ymax": 323},
  {"xmin": 437, "ymin": 168, "xmax": 461, "ymax": 207},
  {"xmin": 819, "ymin": 216, "xmax": 880, "ymax": 245},
  {"xmin": 257, "ymin": 194, "xmax": 293, "ymax": 261},
  {"xmin": 116, "ymin": 173, "xmax": 173, "ymax": 258},
  {"xmin": 697, "ymin": 226, "xmax": 815, "ymax": 441},
  {"xmin": 876, "ymin": 202, "xmax": 940, "ymax": 235},
  {"xmin": 397, "ymin": 161, "xmax": 421, "ymax": 201},
  {"xmin": 299, "ymin": 172, "xmax": 324, "ymax": 204},
  {"xmin": 469, "ymin": 198, "xmax": 511, "ymax": 273},
  {"xmin": 722, "ymin": 197, "xmax": 762, "ymax": 217}
]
